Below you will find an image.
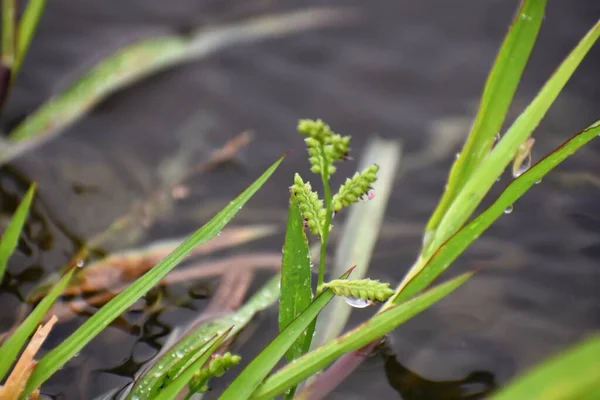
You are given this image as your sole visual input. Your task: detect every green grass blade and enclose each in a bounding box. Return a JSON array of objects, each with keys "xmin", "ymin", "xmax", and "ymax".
[
  {"xmin": 154, "ymin": 328, "xmax": 233, "ymax": 400},
  {"xmin": 128, "ymin": 275, "xmax": 280, "ymax": 400},
  {"xmin": 1, "ymin": 0, "xmax": 16, "ymax": 68},
  {"xmin": 251, "ymin": 273, "xmax": 473, "ymax": 400},
  {"xmin": 425, "ymin": 0, "xmax": 546, "ymax": 237},
  {"xmin": 22, "ymin": 156, "xmax": 283, "ymax": 395},
  {"xmin": 392, "ymin": 122, "xmax": 600, "ymax": 304},
  {"xmin": 491, "ymin": 336, "xmax": 600, "ymax": 400},
  {"xmin": 313, "ymin": 138, "xmax": 400, "ymax": 348},
  {"xmin": 218, "ymin": 268, "xmax": 353, "ymax": 400},
  {"xmin": 0, "ymin": 267, "xmax": 75, "ymax": 381},
  {"xmin": 0, "ymin": 183, "xmax": 35, "ymax": 281},
  {"xmin": 279, "ymin": 194, "xmax": 313, "ymax": 362},
  {"xmin": 0, "ymin": 8, "xmax": 349, "ymax": 166},
  {"xmin": 12, "ymin": 0, "xmax": 47, "ymax": 77},
  {"xmin": 428, "ymin": 19, "xmax": 600, "ymax": 255}
]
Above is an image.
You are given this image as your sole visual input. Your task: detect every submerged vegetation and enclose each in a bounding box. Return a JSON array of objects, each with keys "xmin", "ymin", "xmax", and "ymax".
[{"xmin": 0, "ymin": 0, "xmax": 599, "ymax": 399}]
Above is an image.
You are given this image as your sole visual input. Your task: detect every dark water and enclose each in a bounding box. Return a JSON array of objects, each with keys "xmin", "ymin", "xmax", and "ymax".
[{"xmin": 1, "ymin": 0, "xmax": 600, "ymax": 398}]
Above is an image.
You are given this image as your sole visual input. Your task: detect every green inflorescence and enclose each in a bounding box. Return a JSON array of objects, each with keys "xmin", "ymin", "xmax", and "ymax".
[
  {"xmin": 319, "ymin": 278, "xmax": 396, "ymax": 302},
  {"xmin": 332, "ymin": 164, "xmax": 379, "ymax": 212},
  {"xmin": 298, "ymin": 119, "xmax": 350, "ymax": 175},
  {"xmin": 188, "ymin": 352, "xmax": 242, "ymax": 394},
  {"xmin": 290, "ymin": 173, "xmax": 327, "ymax": 236}
]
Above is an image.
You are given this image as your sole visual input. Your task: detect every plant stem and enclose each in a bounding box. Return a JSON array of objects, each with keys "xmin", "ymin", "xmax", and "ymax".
[{"xmin": 317, "ymin": 152, "xmax": 333, "ymax": 293}]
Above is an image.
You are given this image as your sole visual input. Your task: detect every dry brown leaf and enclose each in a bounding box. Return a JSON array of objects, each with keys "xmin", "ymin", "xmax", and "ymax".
[
  {"xmin": 47, "ymin": 252, "xmax": 281, "ymax": 322},
  {"xmin": 0, "ymin": 316, "xmax": 57, "ymax": 400}
]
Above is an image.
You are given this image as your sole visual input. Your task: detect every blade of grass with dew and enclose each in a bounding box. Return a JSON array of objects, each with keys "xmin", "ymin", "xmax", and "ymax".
[
  {"xmin": 154, "ymin": 329, "xmax": 232, "ymax": 400},
  {"xmin": 427, "ymin": 20, "xmax": 600, "ymax": 256},
  {"xmin": 0, "ymin": 267, "xmax": 75, "ymax": 381},
  {"xmin": 312, "ymin": 138, "xmax": 400, "ymax": 348},
  {"xmin": 308, "ymin": 121, "xmax": 600, "ymax": 397},
  {"xmin": 218, "ymin": 268, "xmax": 354, "ymax": 400},
  {"xmin": 12, "ymin": 0, "xmax": 47, "ymax": 78},
  {"xmin": 425, "ymin": 0, "xmax": 546, "ymax": 241},
  {"xmin": 22, "ymin": 156, "xmax": 283, "ymax": 396},
  {"xmin": 0, "ymin": 8, "xmax": 353, "ymax": 165},
  {"xmin": 279, "ymin": 194, "xmax": 312, "ymax": 361},
  {"xmin": 251, "ymin": 273, "xmax": 473, "ymax": 400},
  {"xmin": 491, "ymin": 336, "xmax": 600, "ymax": 400},
  {"xmin": 389, "ymin": 121, "xmax": 600, "ymax": 305},
  {"xmin": 0, "ymin": 183, "xmax": 35, "ymax": 281},
  {"xmin": 127, "ymin": 275, "xmax": 280, "ymax": 400}
]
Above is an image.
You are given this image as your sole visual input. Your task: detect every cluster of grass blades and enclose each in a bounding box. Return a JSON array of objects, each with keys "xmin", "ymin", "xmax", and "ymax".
[{"xmin": 0, "ymin": 0, "xmax": 599, "ymax": 399}]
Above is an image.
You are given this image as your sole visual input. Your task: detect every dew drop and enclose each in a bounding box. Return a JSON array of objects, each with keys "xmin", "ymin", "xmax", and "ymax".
[
  {"xmin": 535, "ymin": 179, "xmax": 542, "ymax": 185},
  {"xmin": 75, "ymin": 259, "xmax": 85, "ymax": 268},
  {"xmin": 455, "ymin": 152, "xmax": 460, "ymax": 159},
  {"xmin": 174, "ymin": 349, "xmax": 185, "ymax": 359},
  {"xmin": 493, "ymin": 132, "xmax": 501, "ymax": 147},
  {"xmin": 512, "ymin": 138, "xmax": 535, "ymax": 178},
  {"xmin": 512, "ymin": 152, "xmax": 532, "ymax": 178},
  {"xmin": 343, "ymin": 297, "xmax": 373, "ymax": 308},
  {"xmin": 504, "ymin": 205, "xmax": 514, "ymax": 214}
]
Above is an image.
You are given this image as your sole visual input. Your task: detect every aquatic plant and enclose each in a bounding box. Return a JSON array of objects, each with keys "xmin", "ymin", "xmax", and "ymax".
[{"xmin": 0, "ymin": 0, "xmax": 599, "ymax": 399}]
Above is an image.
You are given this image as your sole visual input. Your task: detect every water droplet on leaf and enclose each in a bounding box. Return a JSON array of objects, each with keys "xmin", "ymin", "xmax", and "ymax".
[
  {"xmin": 344, "ymin": 297, "xmax": 373, "ymax": 308},
  {"xmin": 504, "ymin": 205, "xmax": 514, "ymax": 214}
]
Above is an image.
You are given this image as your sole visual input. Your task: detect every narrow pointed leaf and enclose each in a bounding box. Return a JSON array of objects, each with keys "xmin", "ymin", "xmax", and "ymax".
[
  {"xmin": 491, "ymin": 336, "xmax": 600, "ymax": 400},
  {"xmin": 279, "ymin": 194, "xmax": 312, "ymax": 361},
  {"xmin": 251, "ymin": 273, "xmax": 473, "ymax": 399},
  {"xmin": 429, "ymin": 20, "xmax": 600, "ymax": 255},
  {"xmin": 425, "ymin": 0, "xmax": 546, "ymax": 236},
  {"xmin": 22, "ymin": 156, "xmax": 283, "ymax": 395},
  {"xmin": 154, "ymin": 328, "xmax": 233, "ymax": 400},
  {"xmin": 12, "ymin": 0, "xmax": 46, "ymax": 77},
  {"xmin": 0, "ymin": 184, "xmax": 35, "ymax": 281},
  {"xmin": 391, "ymin": 122, "xmax": 600, "ymax": 304},
  {"xmin": 0, "ymin": 268, "xmax": 75, "ymax": 381},
  {"xmin": 218, "ymin": 268, "xmax": 353, "ymax": 400}
]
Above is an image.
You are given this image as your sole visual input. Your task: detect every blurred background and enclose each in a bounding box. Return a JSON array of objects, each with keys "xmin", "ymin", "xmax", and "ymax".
[{"xmin": 1, "ymin": 0, "xmax": 599, "ymax": 398}]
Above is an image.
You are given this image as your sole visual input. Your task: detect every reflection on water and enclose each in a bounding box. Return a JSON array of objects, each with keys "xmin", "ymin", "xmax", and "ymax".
[{"xmin": 381, "ymin": 341, "xmax": 497, "ymax": 400}]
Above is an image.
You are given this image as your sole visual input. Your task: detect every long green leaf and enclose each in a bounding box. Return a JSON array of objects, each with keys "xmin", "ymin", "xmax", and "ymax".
[
  {"xmin": 392, "ymin": 122, "xmax": 600, "ymax": 304},
  {"xmin": 0, "ymin": 183, "xmax": 35, "ymax": 281},
  {"xmin": 279, "ymin": 194, "xmax": 312, "ymax": 361},
  {"xmin": 23, "ymin": 156, "xmax": 283, "ymax": 395},
  {"xmin": 0, "ymin": 267, "xmax": 75, "ymax": 381},
  {"xmin": 429, "ymin": 20, "xmax": 600, "ymax": 255},
  {"xmin": 127, "ymin": 275, "xmax": 280, "ymax": 400},
  {"xmin": 218, "ymin": 268, "xmax": 353, "ymax": 400},
  {"xmin": 425, "ymin": 0, "xmax": 546, "ymax": 237},
  {"xmin": 491, "ymin": 336, "xmax": 600, "ymax": 400},
  {"xmin": 154, "ymin": 328, "xmax": 232, "ymax": 400},
  {"xmin": 251, "ymin": 273, "xmax": 473, "ymax": 399},
  {"xmin": 12, "ymin": 0, "xmax": 47, "ymax": 77}
]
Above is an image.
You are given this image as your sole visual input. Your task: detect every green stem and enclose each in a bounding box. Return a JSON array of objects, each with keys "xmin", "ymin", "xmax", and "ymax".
[{"xmin": 317, "ymin": 159, "xmax": 333, "ymax": 293}]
